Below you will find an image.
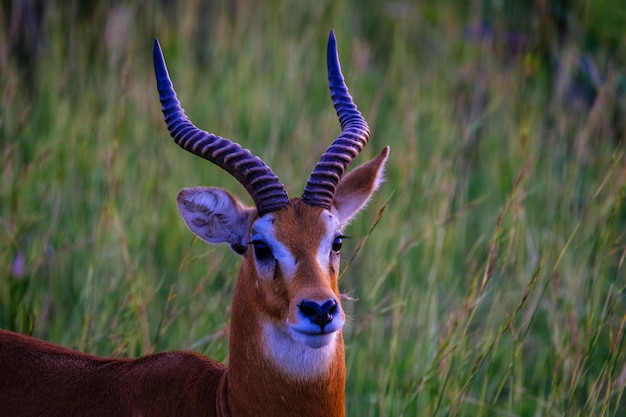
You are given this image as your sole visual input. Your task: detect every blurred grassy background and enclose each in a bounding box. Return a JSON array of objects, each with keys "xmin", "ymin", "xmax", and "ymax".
[{"xmin": 1, "ymin": 0, "xmax": 625, "ymax": 415}]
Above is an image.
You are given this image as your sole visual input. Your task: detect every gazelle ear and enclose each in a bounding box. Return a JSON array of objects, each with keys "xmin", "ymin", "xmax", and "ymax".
[
  {"xmin": 331, "ymin": 146, "xmax": 389, "ymax": 226},
  {"xmin": 176, "ymin": 187, "xmax": 256, "ymax": 255}
]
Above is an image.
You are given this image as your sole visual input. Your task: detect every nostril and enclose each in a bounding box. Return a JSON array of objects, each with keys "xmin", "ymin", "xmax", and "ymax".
[
  {"xmin": 299, "ymin": 301, "xmax": 321, "ymax": 319},
  {"xmin": 322, "ymin": 300, "xmax": 337, "ymax": 314},
  {"xmin": 298, "ymin": 299, "xmax": 339, "ymax": 331}
]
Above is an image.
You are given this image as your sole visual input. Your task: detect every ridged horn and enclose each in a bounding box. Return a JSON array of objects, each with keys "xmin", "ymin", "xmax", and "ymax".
[
  {"xmin": 153, "ymin": 39, "xmax": 290, "ymax": 216},
  {"xmin": 301, "ymin": 30, "xmax": 370, "ymax": 209}
]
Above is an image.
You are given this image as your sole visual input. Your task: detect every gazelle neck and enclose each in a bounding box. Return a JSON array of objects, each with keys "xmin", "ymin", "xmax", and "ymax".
[{"xmin": 218, "ymin": 244, "xmax": 346, "ymax": 417}]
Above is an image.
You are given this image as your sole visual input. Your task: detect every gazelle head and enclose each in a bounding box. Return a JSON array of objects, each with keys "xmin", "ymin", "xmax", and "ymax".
[{"xmin": 154, "ymin": 31, "xmax": 388, "ymax": 380}]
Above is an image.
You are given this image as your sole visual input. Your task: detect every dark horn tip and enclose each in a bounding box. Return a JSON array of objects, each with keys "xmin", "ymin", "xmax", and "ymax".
[{"xmin": 153, "ymin": 38, "xmax": 163, "ymax": 71}]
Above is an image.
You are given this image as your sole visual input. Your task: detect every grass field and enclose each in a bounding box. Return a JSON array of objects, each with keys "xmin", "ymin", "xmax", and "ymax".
[{"xmin": 1, "ymin": 1, "xmax": 625, "ymax": 415}]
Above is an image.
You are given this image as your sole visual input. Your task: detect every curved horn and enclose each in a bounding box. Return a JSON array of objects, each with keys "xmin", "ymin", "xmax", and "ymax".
[
  {"xmin": 301, "ymin": 31, "xmax": 370, "ymax": 209},
  {"xmin": 153, "ymin": 39, "xmax": 289, "ymax": 216}
]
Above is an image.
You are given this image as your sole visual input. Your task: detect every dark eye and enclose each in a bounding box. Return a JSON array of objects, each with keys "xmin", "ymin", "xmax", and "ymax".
[
  {"xmin": 332, "ymin": 236, "xmax": 343, "ymax": 253},
  {"xmin": 252, "ymin": 240, "xmax": 273, "ymax": 260}
]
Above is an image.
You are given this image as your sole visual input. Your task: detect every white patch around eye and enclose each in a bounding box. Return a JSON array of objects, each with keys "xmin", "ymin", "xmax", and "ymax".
[
  {"xmin": 317, "ymin": 211, "xmax": 342, "ymax": 271},
  {"xmin": 262, "ymin": 323, "xmax": 336, "ymax": 380},
  {"xmin": 252, "ymin": 215, "xmax": 297, "ymax": 279}
]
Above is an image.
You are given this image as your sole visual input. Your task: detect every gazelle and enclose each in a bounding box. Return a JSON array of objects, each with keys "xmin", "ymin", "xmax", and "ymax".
[{"xmin": 0, "ymin": 31, "xmax": 388, "ymax": 417}]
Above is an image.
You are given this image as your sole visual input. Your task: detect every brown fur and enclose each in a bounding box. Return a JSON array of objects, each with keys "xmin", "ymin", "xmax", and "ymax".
[
  {"xmin": 224, "ymin": 200, "xmax": 346, "ymax": 417},
  {"xmin": 0, "ymin": 329, "xmax": 223, "ymax": 416}
]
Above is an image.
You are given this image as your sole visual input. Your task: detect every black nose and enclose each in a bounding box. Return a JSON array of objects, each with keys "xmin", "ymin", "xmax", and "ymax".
[{"xmin": 298, "ymin": 299, "xmax": 338, "ymax": 331}]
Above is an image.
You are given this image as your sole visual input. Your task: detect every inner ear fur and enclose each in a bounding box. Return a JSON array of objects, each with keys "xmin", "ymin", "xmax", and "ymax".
[
  {"xmin": 176, "ymin": 187, "xmax": 256, "ymax": 255},
  {"xmin": 332, "ymin": 146, "xmax": 389, "ymax": 225}
]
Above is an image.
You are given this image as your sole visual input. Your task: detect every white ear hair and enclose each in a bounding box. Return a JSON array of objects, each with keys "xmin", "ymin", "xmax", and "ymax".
[
  {"xmin": 331, "ymin": 147, "xmax": 389, "ymax": 226},
  {"xmin": 177, "ymin": 187, "xmax": 256, "ymax": 255}
]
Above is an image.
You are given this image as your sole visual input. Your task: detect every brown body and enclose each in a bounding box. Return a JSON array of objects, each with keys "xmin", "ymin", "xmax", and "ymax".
[
  {"xmin": 0, "ymin": 330, "xmax": 222, "ymax": 416},
  {"xmin": 0, "ymin": 32, "xmax": 389, "ymax": 416}
]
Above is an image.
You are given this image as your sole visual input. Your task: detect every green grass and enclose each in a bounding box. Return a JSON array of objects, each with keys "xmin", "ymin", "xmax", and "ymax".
[{"xmin": 1, "ymin": 1, "xmax": 625, "ymax": 415}]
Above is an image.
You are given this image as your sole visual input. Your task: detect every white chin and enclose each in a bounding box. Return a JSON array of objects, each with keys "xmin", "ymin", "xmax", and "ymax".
[
  {"xmin": 291, "ymin": 330, "xmax": 336, "ymax": 349},
  {"xmin": 263, "ymin": 324, "xmax": 338, "ymax": 380}
]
